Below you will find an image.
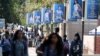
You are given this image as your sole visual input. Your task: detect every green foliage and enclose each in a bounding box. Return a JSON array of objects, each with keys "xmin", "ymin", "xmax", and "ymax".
[{"xmin": 20, "ymin": 18, "xmax": 26, "ymax": 25}]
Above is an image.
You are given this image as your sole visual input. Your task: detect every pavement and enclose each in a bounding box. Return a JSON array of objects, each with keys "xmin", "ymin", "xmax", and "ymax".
[
  {"xmin": 28, "ymin": 47, "xmax": 37, "ymax": 56},
  {"xmin": 28, "ymin": 47, "xmax": 100, "ymax": 56}
]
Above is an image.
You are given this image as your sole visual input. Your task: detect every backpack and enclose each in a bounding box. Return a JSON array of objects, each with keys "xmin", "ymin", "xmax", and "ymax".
[
  {"xmin": 1, "ymin": 38, "xmax": 12, "ymax": 52},
  {"xmin": 63, "ymin": 40, "xmax": 69, "ymax": 56},
  {"xmin": 70, "ymin": 40, "xmax": 82, "ymax": 55}
]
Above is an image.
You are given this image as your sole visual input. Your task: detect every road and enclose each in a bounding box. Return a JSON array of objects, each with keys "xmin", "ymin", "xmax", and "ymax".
[
  {"xmin": 28, "ymin": 47, "xmax": 37, "ymax": 56},
  {"xmin": 28, "ymin": 47, "xmax": 100, "ymax": 56}
]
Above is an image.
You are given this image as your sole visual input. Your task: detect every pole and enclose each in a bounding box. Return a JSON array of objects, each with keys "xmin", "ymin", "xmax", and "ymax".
[
  {"xmin": 82, "ymin": 19, "xmax": 84, "ymax": 55},
  {"xmin": 95, "ymin": 28, "xmax": 97, "ymax": 54},
  {"xmin": 63, "ymin": 0, "xmax": 66, "ymax": 35},
  {"xmin": 51, "ymin": 23, "xmax": 53, "ymax": 33},
  {"xmin": 36, "ymin": 25, "xmax": 39, "ymax": 35},
  {"xmin": 82, "ymin": 0, "xmax": 85, "ymax": 55},
  {"xmin": 41, "ymin": 25, "xmax": 44, "ymax": 37},
  {"xmin": 46, "ymin": 24, "xmax": 49, "ymax": 34},
  {"xmin": 50, "ymin": 0, "xmax": 54, "ymax": 33},
  {"xmin": 82, "ymin": 20, "xmax": 84, "ymax": 41}
]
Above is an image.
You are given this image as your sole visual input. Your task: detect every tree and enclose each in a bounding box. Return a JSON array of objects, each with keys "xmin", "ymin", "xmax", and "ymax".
[{"xmin": 0, "ymin": 0, "xmax": 26, "ymax": 24}]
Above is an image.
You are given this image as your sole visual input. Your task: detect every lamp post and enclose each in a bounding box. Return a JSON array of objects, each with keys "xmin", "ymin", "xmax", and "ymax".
[
  {"xmin": 63, "ymin": 0, "xmax": 67, "ymax": 35},
  {"xmin": 40, "ymin": 23, "xmax": 44, "ymax": 37},
  {"xmin": 95, "ymin": 28, "xmax": 97, "ymax": 54},
  {"xmin": 50, "ymin": 0, "xmax": 54, "ymax": 33},
  {"xmin": 82, "ymin": 0, "xmax": 85, "ymax": 55},
  {"xmin": 63, "ymin": 20, "xmax": 66, "ymax": 35},
  {"xmin": 82, "ymin": 17, "xmax": 84, "ymax": 44}
]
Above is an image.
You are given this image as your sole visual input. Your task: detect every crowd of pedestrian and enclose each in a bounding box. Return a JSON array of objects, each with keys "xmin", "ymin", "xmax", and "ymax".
[
  {"xmin": 0, "ymin": 26, "xmax": 83, "ymax": 56},
  {"xmin": 0, "ymin": 25, "xmax": 44, "ymax": 56},
  {"xmin": 36, "ymin": 27, "xmax": 83, "ymax": 56},
  {"xmin": 0, "ymin": 29, "xmax": 28, "ymax": 56}
]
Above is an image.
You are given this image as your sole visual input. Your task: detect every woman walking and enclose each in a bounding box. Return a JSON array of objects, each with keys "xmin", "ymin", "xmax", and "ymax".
[
  {"xmin": 12, "ymin": 30, "xmax": 28, "ymax": 56},
  {"xmin": 36, "ymin": 33, "xmax": 66, "ymax": 56},
  {"xmin": 70, "ymin": 33, "xmax": 82, "ymax": 56}
]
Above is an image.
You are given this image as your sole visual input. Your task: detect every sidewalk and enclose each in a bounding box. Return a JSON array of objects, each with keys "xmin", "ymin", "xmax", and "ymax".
[
  {"xmin": 28, "ymin": 47, "xmax": 37, "ymax": 56},
  {"xmin": 28, "ymin": 47, "xmax": 100, "ymax": 56}
]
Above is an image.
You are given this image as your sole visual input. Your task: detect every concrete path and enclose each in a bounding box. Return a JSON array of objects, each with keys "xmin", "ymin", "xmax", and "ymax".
[{"xmin": 28, "ymin": 47, "xmax": 37, "ymax": 56}]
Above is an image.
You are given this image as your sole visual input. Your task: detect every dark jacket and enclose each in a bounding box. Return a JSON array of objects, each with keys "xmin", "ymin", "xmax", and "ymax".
[
  {"xmin": 63, "ymin": 40, "xmax": 69, "ymax": 56},
  {"xmin": 1, "ymin": 38, "xmax": 12, "ymax": 52},
  {"xmin": 36, "ymin": 41, "xmax": 46, "ymax": 56},
  {"xmin": 69, "ymin": 40, "xmax": 82, "ymax": 56}
]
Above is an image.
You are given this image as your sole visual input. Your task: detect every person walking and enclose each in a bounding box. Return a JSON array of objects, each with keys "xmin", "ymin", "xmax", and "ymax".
[
  {"xmin": 36, "ymin": 33, "xmax": 65, "ymax": 56},
  {"xmin": 12, "ymin": 30, "xmax": 28, "ymax": 56},
  {"xmin": 69, "ymin": 33, "xmax": 82, "ymax": 56},
  {"xmin": 1, "ymin": 31, "xmax": 12, "ymax": 56},
  {"xmin": 63, "ymin": 35, "xmax": 69, "ymax": 56},
  {"xmin": 55, "ymin": 27, "xmax": 59, "ymax": 34},
  {"xmin": 35, "ymin": 33, "xmax": 41, "ymax": 47}
]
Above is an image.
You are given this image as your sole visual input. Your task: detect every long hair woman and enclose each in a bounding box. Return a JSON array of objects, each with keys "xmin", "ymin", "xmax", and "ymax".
[
  {"xmin": 12, "ymin": 30, "xmax": 28, "ymax": 56},
  {"xmin": 70, "ymin": 33, "xmax": 82, "ymax": 56},
  {"xmin": 36, "ymin": 33, "xmax": 64, "ymax": 56}
]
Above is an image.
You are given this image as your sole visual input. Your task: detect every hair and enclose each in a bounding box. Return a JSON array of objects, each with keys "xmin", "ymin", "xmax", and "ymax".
[
  {"xmin": 5, "ymin": 30, "xmax": 9, "ymax": 38},
  {"xmin": 63, "ymin": 35, "xmax": 67, "ymax": 42},
  {"xmin": 74, "ymin": 32, "xmax": 81, "ymax": 41},
  {"xmin": 36, "ymin": 33, "xmax": 39, "ymax": 36},
  {"xmin": 44, "ymin": 33, "xmax": 63, "ymax": 55},
  {"xmin": 13, "ymin": 30, "xmax": 26, "ymax": 41},
  {"xmin": 55, "ymin": 27, "xmax": 59, "ymax": 33},
  {"xmin": 63, "ymin": 34, "xmax": 67, "ymax": 38},
  {"xmin": 5, "ymin": 30, "xmax": 9, "ymax": 35}
]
